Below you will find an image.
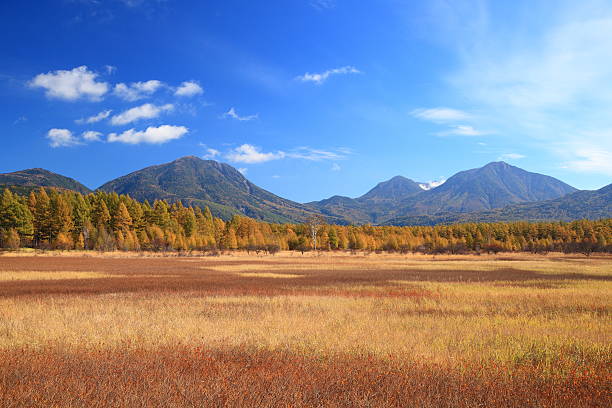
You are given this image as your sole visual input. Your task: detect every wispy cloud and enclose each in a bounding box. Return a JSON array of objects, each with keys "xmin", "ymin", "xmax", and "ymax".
[
  {"xmin": 296, "ymin": 66, "xmax": 361, "ymax": 84},
  {"xmin": 174, "ymin": 81, "xmax": 203, "ymax": 97},
  {"xmin": 30, "ymin": 66, "xmax": 108, "ymax": 101},
  {"xmin": 222, "ymin": 107, "xmax": 258, "ymax": 121},
  {"xmin": 223, "ymin": 144, "xmax": 349, "ymax": 164},
  {"xmin": 435, "ymin": 0, "xmax": 612, "ymax": 176},
  {"xmin": 107, "ymin": 125, "xmax": 188, "ymax": 145},
  {"xmin": 411, "ymin": 107, "xmax": 485, "ymax": 137},
  {"xmin": 331, "ymin": 163, "xmax": 341, "ymax": 171},
  {"xmin": 13, "ymin": 116, "xmax": 27, "ymax": 125},
  {"xmin": 564, "ymin": 147, "xmax": 612, "ymax": 176},
  {"xmin": 310, "ymin": 0, "xmax": 335, "ymax": 11},
  {"xmin": 46, "ymin": 128, "xmax": 81, "ymax": 147},
  {"xmin": 498, "ymin": 153, "xmax": 526, "ymax": 161},
  {"xmin": 411, "ymin": 107, "xmax": 471, "ymax": 122},
  {"xmin": 202, "ymin": 148, "xmax": 220, "ymax": 160},
  {"xmin": 110, "ymin": 103, "xmax": 173, "ymax": 125},
  {"xmin": 436, "ymin": 125, "xmax": 488, "ymax": 137},
  {"xmin": 287, "ymin": 147, "xmax": 346, "ymax": 161},
  {"xmin": 76, "ymin": 109, "xmax": 112, "ymax": 124},
  {"xmin": 113, "ymin": 80, "xmax": 164, "ymax": 101}
]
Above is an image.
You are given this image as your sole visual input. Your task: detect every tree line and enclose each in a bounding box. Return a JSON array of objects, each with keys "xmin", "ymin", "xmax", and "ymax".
[{"xmin": 0, "ymin": 188, "xmax": 610, "ymax": 255}]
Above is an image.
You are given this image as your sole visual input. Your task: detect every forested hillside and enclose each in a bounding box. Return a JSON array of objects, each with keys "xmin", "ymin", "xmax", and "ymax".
[
  {"xmin": 0, "ymin": 187, "xmax": 609, "ymax": 254},
  {"xmin": 98, "ymin": 156, "xmax": 325, "ymax": 223},
  {"xmin": 0, "ymin": 168, "xmax": 92, "ymax": 195}
]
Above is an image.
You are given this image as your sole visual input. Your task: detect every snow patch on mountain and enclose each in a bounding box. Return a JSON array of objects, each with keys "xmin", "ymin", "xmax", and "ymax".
[{"xmin": 418, "ymin": 179, "xmax": 446, "ymax": 190}]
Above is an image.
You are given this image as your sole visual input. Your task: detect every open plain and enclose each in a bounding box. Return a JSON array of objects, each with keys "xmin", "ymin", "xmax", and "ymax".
[{"xmin": 0, "ymin": 251, "xmax": 610, "ymax": 407}]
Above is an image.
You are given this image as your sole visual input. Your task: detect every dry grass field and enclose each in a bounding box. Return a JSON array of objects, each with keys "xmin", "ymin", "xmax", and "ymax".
[{"xmin": 0, "ymin": 251, "xmax": 610, "ymax": 407}]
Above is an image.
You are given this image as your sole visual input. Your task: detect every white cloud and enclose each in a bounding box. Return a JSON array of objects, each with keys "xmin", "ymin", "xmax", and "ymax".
[
  {"xmin": 82, "ymin": 131, "xmax": 103, "ymax": 142},
  {"xmin": 564, "ymin": 148, "xmax": 612, "ymax": 175},
  {"xmin": 411, "ymin": 107, "xmax": 471, "ymax": 122},
  {"xmin": 297, "ymin": 66, "xmax": 361, "ymax": 84},
  {"xmin": 437, "ymin": 125, "xmax": 487, "ymax": 136},
  {"xmin": 238, "ymin": 168, "xmax": 248, "ymax": 175},
  {"xmin": 76, "ymin": 109, "xmax": 112, "ymax": 124},
  {"xmin": 113, "ymin": 80, "xmax": 163, "ymax": 101},
  {"xmin": 108, "ymin": 125, "xmax": 188, "ymax": 145},
  {"xmin": 225, "ymin": 144, "xmax": 286, "ymax": 164},
  {"xmin": 202, "ymin": 148, "xmax": 220, "ymax": 160},
  {"xmin": 175, "ymin": 81, "xmax": 203, "ymax": 97},
  {"xmin": 30, "ymin": 66, "xmax": 109, "ymax": 101},
  {"xmin": 46, "ymin": 129, "xmax": 81, "ymax": 147},
  {"xmin": 222, "ymin": 107, "xmax": 258, "ymax": 121},
  {"xmin": 105, "ymin": 65, "xmax": 117, "ymax": 74},
  {"xmin": 498, "ymin": 153, "xmax": 526, "ymax": 161},
  {"xmin": 110, "ymin": 103, "xmax": 173, "ymax": 125},
  {"xmin": 272, "ymin": 175, "xmax": 281, "ymax": 179},
  {"xmin": 331, "ymin": 163, "xmax": 341, "ymax": 171}
]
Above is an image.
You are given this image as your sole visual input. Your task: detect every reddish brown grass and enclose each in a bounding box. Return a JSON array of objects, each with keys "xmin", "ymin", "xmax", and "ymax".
[
  {"xmin": 1, "ymin": 346, "xmax": 609, "ymax": 408},
  {"xmin": 0, "ymin": 256, "xmax": 608, "ymax": 299}
]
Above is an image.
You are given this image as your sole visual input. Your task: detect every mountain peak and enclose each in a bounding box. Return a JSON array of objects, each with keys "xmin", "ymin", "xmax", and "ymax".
[
  {"xmin": 173, "ymin": 155, "xmax": 203, "ymax": 163},
  {"xmin": 483, "ymin": 161, "xmax": 511, "ymax": 168},
  {"xmin": 358, "ymin": 175, "xmax": 423, "ymax": 202}
]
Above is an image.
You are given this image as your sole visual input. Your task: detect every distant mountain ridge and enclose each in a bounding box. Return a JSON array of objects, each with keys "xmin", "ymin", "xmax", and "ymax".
[
  {"xmin": 384, "ymin": 183, "xmax": 612, "ymax": 225},
  {"xmin": 2, "ymin": 158, "xmax": 607, "ymax": 225},
  {"xmin": 391, "ymin": 161, "xmax": 577, "ymax": 217},
  {"xmin": 309, "ymin": 161, "xmax": 578, "ymax": 224},
  {"xmin": 308, "ymin": 175, "xmax": 425, "ymax": 224},
  {"xmin": 0, "ymin": 168, "xmax": 92, "ymax": 195}
]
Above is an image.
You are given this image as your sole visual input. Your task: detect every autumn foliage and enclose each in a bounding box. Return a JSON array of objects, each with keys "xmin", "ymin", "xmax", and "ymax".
[{"xmin": 0, "ymin": 187, "xmax": 610, "ymax": 254}]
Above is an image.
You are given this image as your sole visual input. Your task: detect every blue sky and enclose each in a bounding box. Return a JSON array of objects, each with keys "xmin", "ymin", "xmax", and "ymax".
[{"xmin": 1, "ymin": 0, "xmax": 611, "ymax": 202}]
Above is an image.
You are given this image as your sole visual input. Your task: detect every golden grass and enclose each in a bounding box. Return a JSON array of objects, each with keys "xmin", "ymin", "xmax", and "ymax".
[
  {"xmin": 237, "ymin": 272, "xmax": 303, "ymax": 278},
  {"xmin": 0, "ymin": 253, "xmax": 610, "ymax": 406},
  {"xmin": 0, "ymin": 271, "xmax": 111, "ymax": 281}
]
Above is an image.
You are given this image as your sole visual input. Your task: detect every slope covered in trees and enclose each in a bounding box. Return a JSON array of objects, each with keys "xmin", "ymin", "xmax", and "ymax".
[
  {"xmin": 98, "ymin": 156, "xmax": 326, "ymax": 223},
  {"xmin": 0, "ymin": 187, "xmax": 609, "ymax": 255},
  {"xmin": 0, "ymin": 168, "xmax": 92, "ymax": 195}
]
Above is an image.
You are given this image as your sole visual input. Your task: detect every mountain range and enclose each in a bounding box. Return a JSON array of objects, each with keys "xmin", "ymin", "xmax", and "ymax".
[{"xmin": 0, "ymin": 157, "xmax": 609, "ymax": 225}]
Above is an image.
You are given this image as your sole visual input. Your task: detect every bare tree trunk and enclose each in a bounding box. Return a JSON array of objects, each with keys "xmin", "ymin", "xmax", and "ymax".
[{"xmin": 307, "ymin": 215, "xmax": 324, "ymax": 252}]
